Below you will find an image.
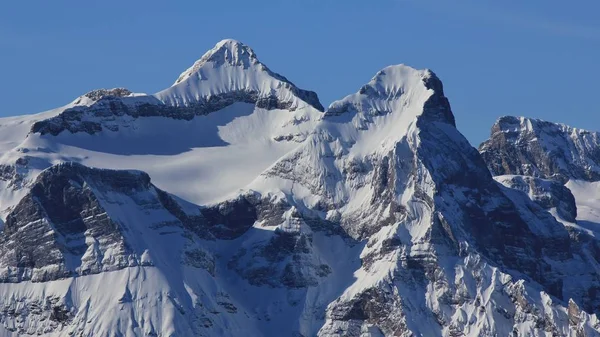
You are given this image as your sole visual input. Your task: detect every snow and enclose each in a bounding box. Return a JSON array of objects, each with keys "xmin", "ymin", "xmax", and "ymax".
[
  {"xmin": 566, "ymin": 179, "xmax": 600, "ymax": 235},
  {"xmin": 25, "ymin": 103, "xmax": 317, "ymax": 206}
]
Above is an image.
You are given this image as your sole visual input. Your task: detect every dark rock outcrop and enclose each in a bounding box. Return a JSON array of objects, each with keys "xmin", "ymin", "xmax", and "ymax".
[
  {"xmin": 31, "ymin": 89, "xmax": 321, "ymax": 136},
  {"xmin": 0, "ymin": 162, "xmax": 207, "ymax": 282}
]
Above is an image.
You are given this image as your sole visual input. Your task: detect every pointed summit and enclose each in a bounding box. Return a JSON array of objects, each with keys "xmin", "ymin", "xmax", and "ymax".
[
  {"xmin": 30, "ymin": 39, "xmax": 324, "ymax": 137},
  {"xmin": 327, "ymin": 64, "xmax": 455, "ymax": 126},
  {"xmin": 173, "ymin": 39, "xmax": 259, "ymax": 85},
  {"xmin": 155, "ymin": 39, "xmax": 324, "ymax": 111}
]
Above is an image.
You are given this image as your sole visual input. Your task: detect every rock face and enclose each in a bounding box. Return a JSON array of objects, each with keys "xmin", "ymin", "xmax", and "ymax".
[
  {"xmin": 479, "ymin": 116, "xmax": 600, "ymax": 182},
  {"xmin": 494, "ymin": 174, "xmax": 578, "ymax": 222},
  {"xmin": 0, "ymin": 41, "xmax": 599, "ymax": 336},
  {"xmin": 0, "ymin": 162, "xmax": 209, "ymax": 282}
]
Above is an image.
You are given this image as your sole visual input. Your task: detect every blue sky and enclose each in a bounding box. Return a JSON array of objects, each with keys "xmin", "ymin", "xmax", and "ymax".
[{"xmin": 1, "ymin": 0, "xmax": 598, "ymax": 145}]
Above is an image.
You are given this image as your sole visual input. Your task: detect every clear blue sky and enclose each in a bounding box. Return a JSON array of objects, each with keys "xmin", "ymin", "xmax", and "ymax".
[{"xmin": 1, "ymin": 1, "xmax": 598, "ymax": 145}]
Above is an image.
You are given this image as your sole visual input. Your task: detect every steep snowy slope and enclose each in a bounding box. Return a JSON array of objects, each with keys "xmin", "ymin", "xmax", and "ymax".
[
  {"xmin": 494, "ymin": 175, "xmax": 577, "ymax": 222},
  {"xmin": 0, "ymin": 39, "xmax": 324, "ymax": 217},
  {"xmin": 0, "ymin": 162, "xmax": 210, "ymax": 335},
  {"xmin": 565, "ymin": 180, "xmax": 600, "ymax": 237}
]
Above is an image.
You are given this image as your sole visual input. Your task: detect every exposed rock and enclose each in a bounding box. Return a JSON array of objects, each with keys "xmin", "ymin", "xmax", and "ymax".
[
  {"xmin": 82, "ymin": 88, "xmax": 133, "ymax": 101},
  {"xmin": 495, "ymin": 174, "xmax": 577, "ymax": 222},
  {"xmin": 0, "ymin": 162, "xmax": 207, "ymax": 282},
  {"xmin": 479, "ymin": 116, "xmax": 600, "ymax": 182}
]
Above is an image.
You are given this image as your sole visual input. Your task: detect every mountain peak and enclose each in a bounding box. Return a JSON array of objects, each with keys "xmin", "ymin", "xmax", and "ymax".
[
  {"xmin": 361, "ymin": 64, "xmax": 430, "ymax": 95},
  {"xmin": 480, "ymin": 116, "xmax": 600, "ymax": 182},
  {"xmin": 155, "ymin": 39, "xmax": 324, "ymax": 111},
  {"xmin": 173, "ymin": 39, "xmax": 259, "ymax": 85},
  {"xmin": 327, "ymin": 64, "xmax": 455, "ymax": 126}
]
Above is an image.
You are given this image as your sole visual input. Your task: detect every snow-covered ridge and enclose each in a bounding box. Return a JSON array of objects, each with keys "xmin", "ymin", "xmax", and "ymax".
[
  {"xmin": 326, "ymin": 65, "xmax": 454, "ymax": 126},
  {"xmin": 254, "ymin": 63, "xmax": 455, "ymax": 218},
  {"xmin": 479, "ymin": 115, "xmax": 600, "ymax": 182},
  {"xmin": 28, "ymin": 39, "xmax": 324, "ymax": 137},
  {"xmin": 249, "ymin": 63, "xmax": 600, "ymax": 335},
  {"xmin": 155, "ymin": 39, "xmax": 323, "ymax": 111}
]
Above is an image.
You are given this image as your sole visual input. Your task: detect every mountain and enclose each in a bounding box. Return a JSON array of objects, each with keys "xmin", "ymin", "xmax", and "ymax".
[
  {"xmin": 0, "ymin": 40, "xmax": 598, "ymax": 336},
  {"xmin": 479, "ymin": 116, "xmax": 600, "ymax": 183},
  {"xmin": 0, "ymin": 39, "xmax": 324, "ymax": 217},
  {"xmin": 493, "ymin": 174, "xmax": 577, "ymax": 222},
  {"xmin": 479, "ymin": 116, "xmax": 600, "ymax": 334},
  {"xmin": 479, "ymin": 115, "xmax": 600, "ymax": 247}
]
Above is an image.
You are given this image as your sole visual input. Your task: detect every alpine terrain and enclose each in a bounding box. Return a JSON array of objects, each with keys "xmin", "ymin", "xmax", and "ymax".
[{"xmin": 0, "ymin": 39, "xmax": 597, "ymax": 336}]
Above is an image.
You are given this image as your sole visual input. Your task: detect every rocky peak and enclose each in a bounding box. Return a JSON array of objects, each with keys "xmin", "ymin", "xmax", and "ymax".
[{"xmin": 479, "ymin": 116, "xmax": 600, "ymax": 182}]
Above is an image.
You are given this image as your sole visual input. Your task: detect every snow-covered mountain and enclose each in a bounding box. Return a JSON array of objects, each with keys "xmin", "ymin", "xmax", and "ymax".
[
  {"xmin": 0, "ymin": 39, "xmax": 324, "ymax": 216},
  {"xmin": 479, "ymin": 115, "xmax": 600, "ymax": 240},
  {"xmin": 479, "ymin": 116, "xmax": 600, "ymax": 183},
  {"xmin": 479, "ymin": 116, "xmax": 600, "ymax": 335},
  {"xmin": 0, "ymin": 40, "xmax": 598, "ymax": 336}
]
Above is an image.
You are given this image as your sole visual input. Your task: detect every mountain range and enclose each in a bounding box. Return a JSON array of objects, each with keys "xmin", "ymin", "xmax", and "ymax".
[{"xmin": 0, "ymin": 39, "xmax": 598, "ymax": 336}]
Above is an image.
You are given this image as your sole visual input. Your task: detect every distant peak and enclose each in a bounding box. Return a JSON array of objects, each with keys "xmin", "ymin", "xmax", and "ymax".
[
  {"xmin": 203, "ymin": 38, "xmax": 258, "ymax": 67},
  {"xmin": 355, "ymin": 65, "xmax": 439, "ymax": 98},
  {"xmin": 480, "ymin": 115, "xmax": 600, "ymax": 182},
  {"xmin": 174, "ymin": 39, "xmax": 260, "ymax": 85},
  {"xmin": 213, "ymin": 38, "xmax": 251, "ymax": 51},
  {"xmin": 491, "ymin": 116, "xmax": 581, "ymax": 134}
]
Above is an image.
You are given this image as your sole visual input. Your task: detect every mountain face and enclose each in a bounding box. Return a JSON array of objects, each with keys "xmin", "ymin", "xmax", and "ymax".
[
  {"xmin": 494, "ymin": 175, "xmax": 577, "ymax": 222},
  {"xmin": 0, "ymin": 40, "xmax": 598, "ymax": 337},
  {"xmin": 0, "ymin": 39, "xmax": 325, "ymax": 213},
  {"xmin": 479, "ymin": 116, "xmax": 600, "ymax": 183},
  {"xmin": 32, "ymin": 39, "xmax": 323, "ymax": 137},
  {"xmin": 479, "ymin": 116, "xmax": 600, "ymax": 335}
]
